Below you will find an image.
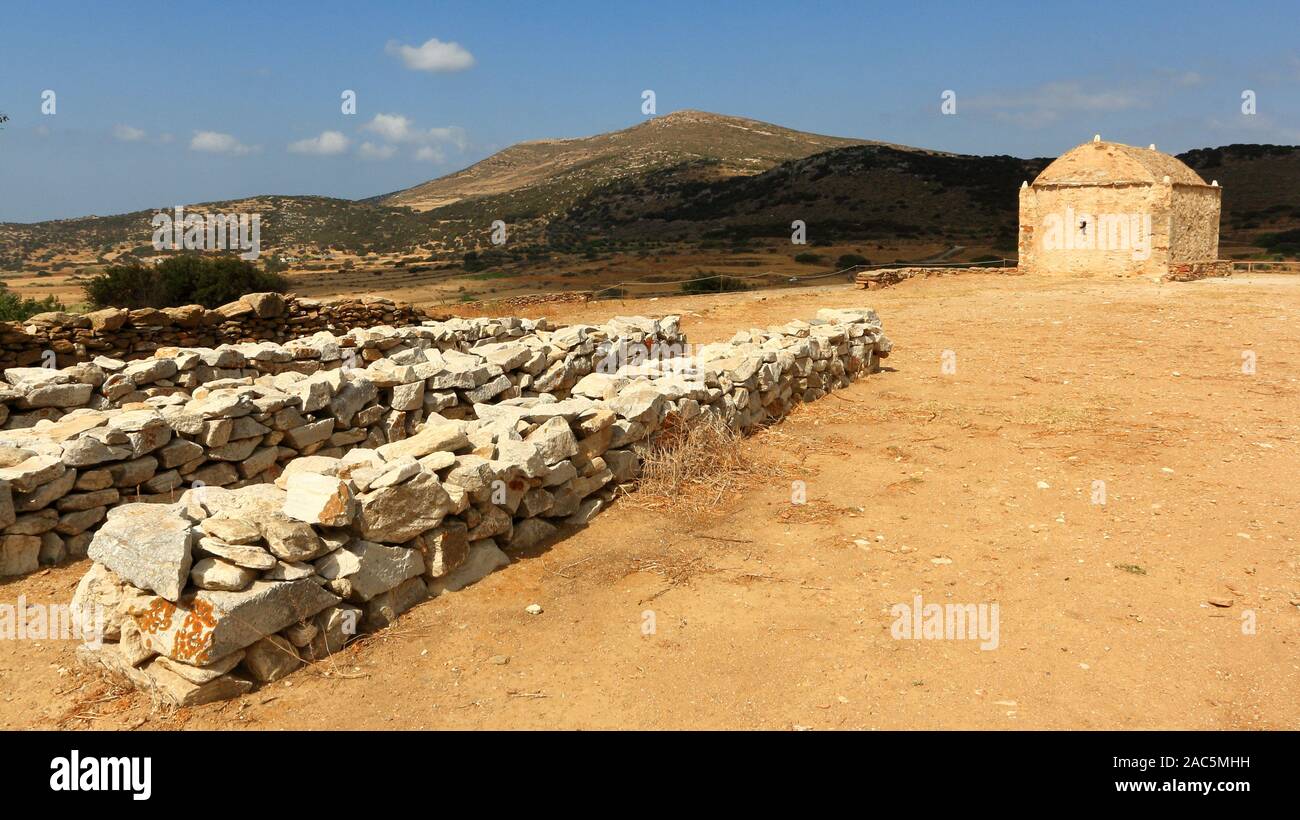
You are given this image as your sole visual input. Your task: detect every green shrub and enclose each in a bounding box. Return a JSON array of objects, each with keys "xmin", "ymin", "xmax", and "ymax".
[
  {"xmin": 83, "ymin": 254, "xmax": 287, "ymax": 309},
  {"xmin": 0, "ymin": 285, "xmax": 65, "ymax": 322},
  {"xmin": 794, "ymin": 252, "xmax": 823, "ymax": 265},
  {"xmin": 680, "ymin": 276, "xmax": 750, "ymax": 295},
  {"xmin": 837, "ymin": 253, "xmax": 869, "ymax": 267}
]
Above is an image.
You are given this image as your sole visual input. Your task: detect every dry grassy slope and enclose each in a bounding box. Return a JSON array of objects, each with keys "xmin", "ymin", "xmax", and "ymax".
[
  {"xmin": 377, "ymin": 110, "xmax": 883, "ymax": 216},
  {"xmin": 1179, "ymin": 144, "xmax": 1300, "ymax": 242},
  {"xmin": 553, "ymin": 145, "xmax": 1052, "ymax": 246},
  {"xmin": 0, "ymin": 195, "xmax": 448, "ymax": 266}
]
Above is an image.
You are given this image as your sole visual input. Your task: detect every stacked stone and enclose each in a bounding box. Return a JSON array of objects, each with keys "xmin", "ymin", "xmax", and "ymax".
[
  {"xmin": 70, "ymin": 307, "xmax": 890, "ymax": 705},
  {"xmin": 0, "ymin": 315, "xmax": 686, "ymax": 576},
  {"xmin": 0, "ymin": 292, "xmax": 440, "ymax": 370},
  {"xmin": 0, "ymin": 314, "xmax": 682, "ymax": 429},
  {"xmin": 853, "ymin": 266, "xmax": 1017, "ymax": 289},
  {"xmin": 573, "ymin": 308, "xmax": 890, "ymax": 435}
]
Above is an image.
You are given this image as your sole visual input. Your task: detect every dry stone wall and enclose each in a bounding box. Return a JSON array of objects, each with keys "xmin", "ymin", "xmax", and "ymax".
[
  {"xmin": 0, "ymin": 293, "xmax": 438, "ymax": 370},
  {"xmin": 0, "ymin": 314, "xmax": 685, "ymax": 576},
  {"xmin": 1164, "ymin": 259, "xmax": 1231, "ymax": 282},
  {"xmin": 854, "ymin": 266, "xmax": 1019, "ymax": 289},
  {"xmin": 68, "ymin": 307, "xmax": 891, "ymax": 706}
]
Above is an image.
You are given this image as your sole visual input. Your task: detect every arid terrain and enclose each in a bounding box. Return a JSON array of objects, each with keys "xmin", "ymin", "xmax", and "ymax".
[
  {"xmin": 1, "ymin": 271, "xmax": 1296, "ymax": 729},
  {"xmin": 3, "ymin": 113, "xmax": 1297, "ymax": 317}
]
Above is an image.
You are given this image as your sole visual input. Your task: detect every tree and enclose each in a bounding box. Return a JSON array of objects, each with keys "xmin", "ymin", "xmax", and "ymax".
[{"xmin": 83, "ymin": 254, "xmax": 287, "ymax": 309}]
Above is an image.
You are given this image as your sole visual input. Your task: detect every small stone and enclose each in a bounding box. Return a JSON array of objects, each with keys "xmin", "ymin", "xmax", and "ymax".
[
  {"xmin": 242, "ymin": 634, "xmax": 303, "ymax": 683},
  {"xmin": 199, "ymin": 516, "xmax": 263, "ymax": 546},
  {"xmin": 525, "ymin": 603, "xmax": 543, "ymax": 615},
  {"xmin": 195, "ymin": 536, "xmax": 278, "ymax": 570},
  {"xmin": 261, "ymin": 517, "xmax": 329, "ymax": 562},
  {"xmin": 427, "ymin": 539, "xmax": 509, "ymax": 596},
  {"xmin": 283, "ymin": 473, "xmax": 355, "ymax": 527},
  {"xmin": 190, "ymin": 557, "xmax": 258, "ymax": 591}
]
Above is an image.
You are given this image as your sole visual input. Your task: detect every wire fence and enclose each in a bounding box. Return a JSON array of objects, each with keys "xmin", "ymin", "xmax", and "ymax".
[
  {"xmin": 1231, "ymin": 260, "xmax": 1300, "ymax": 274},
  {"xmin": 586, "ymin": 257, "xmax": 1018, "ymax": 301}
]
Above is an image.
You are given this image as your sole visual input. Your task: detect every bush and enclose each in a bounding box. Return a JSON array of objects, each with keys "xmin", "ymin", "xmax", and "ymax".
[
  {"xmin": 837, "ymin": 253, "xmax": 869, "ymax": 267},
  {"xmin": 680, "ymin": 276, "xmax": 750, "ymax": 295},
  {"xmin": 83, "ymin": 254, "xmax": 288, "ymax": 309},
  {"xmin": 0, "ymin": 285, "xmax": 65, "ymax": 322},
  {"xmin": 794, "ymin": 252, "xmax": 823, "ymax": 265}
]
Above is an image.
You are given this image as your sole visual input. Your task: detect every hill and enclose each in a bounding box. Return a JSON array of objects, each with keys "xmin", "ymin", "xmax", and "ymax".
[
  {"xmin": 378, "ymin": 109, "xmax": 882, "ymax": 214},
  {"xmin": 547, "ymin": 145, "xmax": 1050, "ymax": 250},
  {"xmin": 2, "ymin": 113, "xmax": 1297, "ymax": 277}
]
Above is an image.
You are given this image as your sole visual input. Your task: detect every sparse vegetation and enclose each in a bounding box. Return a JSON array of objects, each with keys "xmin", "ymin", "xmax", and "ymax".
[
  {"xmin": 628, "ymin": 413, "xmax": 777, "ymax": 515},
  {"xmin": 83, "ymin": 254, "xmax": 287, "ymax": 309},
  {"xmin": 0, "ymin": 283, "xmax": 65, "ymax": 321},
  {"xmin": 1257, "ymin": 229, "xmax": 1300, "ymax": 256},
  {"xmin": 680, "ymin": 275, "xmax": 750, "ymax": 295}
]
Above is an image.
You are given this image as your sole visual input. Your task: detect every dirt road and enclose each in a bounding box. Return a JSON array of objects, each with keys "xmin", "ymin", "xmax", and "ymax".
[{"xmin": 2, "ymin": 272, "xmax": 1296, "ymax": 729}]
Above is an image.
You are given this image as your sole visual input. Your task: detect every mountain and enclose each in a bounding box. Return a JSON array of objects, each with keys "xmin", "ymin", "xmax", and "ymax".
[
  {"xmin": 547, "ymin": 145, "xmax": 1050, "ymax": 248},
  {"xmin": 1, "ymin": 112, "xmax": 1297, "ymax": 275},
  {"xmin": 377, "ymin": 110, "xmax": 884, "ymax": 214}
]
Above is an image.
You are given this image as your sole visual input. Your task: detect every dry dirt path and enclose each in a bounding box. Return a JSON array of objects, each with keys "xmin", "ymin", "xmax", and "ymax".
[{"xmin": 2, "ymin": 273, "xmax": 1297, "ymax": 729}]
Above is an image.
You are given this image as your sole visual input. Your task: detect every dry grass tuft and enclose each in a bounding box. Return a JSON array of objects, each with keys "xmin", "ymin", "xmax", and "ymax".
[
  {"xmin": 776, "ymin": 500, "xmax": 866, "ymax": 524},
  {"xmin": 625, "ymin": 413, "xmax": 782, "ymax": 515}
]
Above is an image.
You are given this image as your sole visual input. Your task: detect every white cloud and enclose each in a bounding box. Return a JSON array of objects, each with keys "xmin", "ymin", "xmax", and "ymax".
[
  {"xmin": 959, "ymin": 81, "xmax": 1147, "ymax": 129},
  {"xmin": 1204, "ymin": 113, "xmax": 1300, "ymax": 144},
  {"xmin": 363, "ymin": 113, "xmax": 417, "ymax": 143},
  {"xmin": 358, "ymin": 142, "xmax": 397, "ymax": 161},
  {"xmin": 362, "ymin": 113, "xmax": 468, "ymax": 150},
  {"xmin": 385, "ymin": 37, "xmax": 475, "ymax": 73},
  {"xmin": 113, "ymin": 124, "xmax": 146, "ymax": 142},
  {"xmin": 425, "ymin": 126, "xmax": 468, "ymax": 151},
  {"xmin": 414, "ymin": 145, "xmax": 444, "ymax": 162},
  {"xmin": 288, "ymin": 130, "xmax": 350, "ymax": 155},
  {"xmin": 190, "ymin": 130, "xmax": 257, "ymax": 155}
]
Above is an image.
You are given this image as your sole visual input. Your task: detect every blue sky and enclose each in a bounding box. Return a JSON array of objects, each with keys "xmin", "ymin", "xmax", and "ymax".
[{"xmin": 2, "ymin": 0, "xmax": 1298, "ymax": 222}]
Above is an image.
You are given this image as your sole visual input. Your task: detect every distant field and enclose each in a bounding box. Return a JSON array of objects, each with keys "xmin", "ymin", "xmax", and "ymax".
[{"xmin": 1, "ymin": 239, "xmax": 1004, "ymax": 311}]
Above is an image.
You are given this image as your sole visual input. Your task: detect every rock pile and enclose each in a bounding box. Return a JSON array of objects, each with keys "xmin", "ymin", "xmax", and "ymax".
[
  {"xmin": 71, "ymin": 307, "xmax": 890, "ymax": 705},
  {"xmin": 0, "ymin": 292, "xmax": 441, "ymax": 370},
  {"xmin": 853, "ymin": 266, "xmax": 1019, "ymax": 289},
  {"xmin": 0, "ymin": 314, "xmax": 685, "ymax": 576}
]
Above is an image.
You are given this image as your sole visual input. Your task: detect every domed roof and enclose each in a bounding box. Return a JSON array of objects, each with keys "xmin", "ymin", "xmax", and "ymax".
[{"xmin": 1032, "ymin": 139, "xmax": 1209, "ymax": 187}]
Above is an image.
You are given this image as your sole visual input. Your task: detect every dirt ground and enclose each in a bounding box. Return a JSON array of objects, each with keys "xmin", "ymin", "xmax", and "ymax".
[{"xmin": 2, "ymin": 272, "xmax": 1297, "ymax": 730}]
